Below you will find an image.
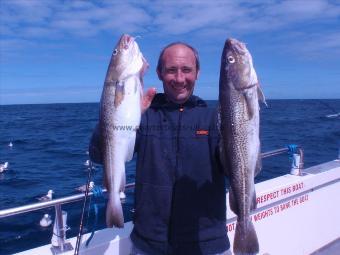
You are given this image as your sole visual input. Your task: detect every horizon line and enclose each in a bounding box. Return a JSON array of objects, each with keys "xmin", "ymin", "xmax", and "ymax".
[{"xmin": 1, "ymin": 98, "xmax": 340, "ymax": 106}]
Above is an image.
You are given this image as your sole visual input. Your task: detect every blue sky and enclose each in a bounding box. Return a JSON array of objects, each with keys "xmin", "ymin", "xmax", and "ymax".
[{"xmin": 1, "ymin": 0, "xmax": 340, "ymax": 105}]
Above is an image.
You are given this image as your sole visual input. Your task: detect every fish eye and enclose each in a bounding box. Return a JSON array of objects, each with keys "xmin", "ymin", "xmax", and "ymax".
[
  {"xmin": 227, "ymin": 56, "xmax": 235, "ymax": 63},
  {"xmin": 113, "ymin": 49, "xmax": 118, "ymax": 55}
]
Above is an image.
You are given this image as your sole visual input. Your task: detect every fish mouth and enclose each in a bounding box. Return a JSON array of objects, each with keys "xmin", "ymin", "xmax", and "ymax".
[
  {"xmin": 226, "ymin": 38, "xmax": 247, "ymax": 55},
  {"xmin": 120, "ymin": 34, "xmax": 135, "ymax": 50}
]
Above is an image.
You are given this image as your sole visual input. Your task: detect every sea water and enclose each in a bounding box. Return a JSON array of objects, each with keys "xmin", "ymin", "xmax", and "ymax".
[{"xmin": 0, "ymin": 100, "xmax": 339, "ymax": 254}]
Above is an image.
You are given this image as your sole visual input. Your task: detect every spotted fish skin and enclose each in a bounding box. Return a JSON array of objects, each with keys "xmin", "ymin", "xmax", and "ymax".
[
  {"xmin": 100, "ymin": 34, "xmax": 147, "ymax": 228},
  {"xmin": 219, "ymin": 38, "xmax": 266, "ymax": 254}
]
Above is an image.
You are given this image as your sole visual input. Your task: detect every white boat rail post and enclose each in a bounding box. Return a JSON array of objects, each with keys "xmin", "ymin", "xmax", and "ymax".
[
  {"xmin": 290, "ymin": 146, "xmax": 304, "ymax": 176},
  {"xmin": 50, "ymin": 204, "xmax": 73, "ymax": 254},
  {"xmin": 260, "ymin": 145, "xmax": 304, "ymax": 175}
]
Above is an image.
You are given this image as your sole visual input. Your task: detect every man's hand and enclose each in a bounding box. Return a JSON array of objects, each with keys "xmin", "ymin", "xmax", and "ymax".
[{"xmin": 141, "ymin": 87, "xmax": 157, "ymax": 113}]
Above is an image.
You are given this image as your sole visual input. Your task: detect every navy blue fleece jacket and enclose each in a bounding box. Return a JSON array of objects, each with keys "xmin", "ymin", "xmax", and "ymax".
[{"xmin": 89, "ymin": 93, "xmax": 229, "ymax": 255}]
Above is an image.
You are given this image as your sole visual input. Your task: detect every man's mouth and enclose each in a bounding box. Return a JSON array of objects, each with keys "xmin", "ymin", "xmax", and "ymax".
[{"xmin": 172, "ymin": 84, "xmax": 186, "ymax": 92}]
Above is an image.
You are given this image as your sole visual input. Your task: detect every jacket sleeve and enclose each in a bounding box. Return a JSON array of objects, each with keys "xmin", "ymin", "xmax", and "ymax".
[{"xmin": 89, "ymin": 124, "xmax": 103, "ymax": 164}]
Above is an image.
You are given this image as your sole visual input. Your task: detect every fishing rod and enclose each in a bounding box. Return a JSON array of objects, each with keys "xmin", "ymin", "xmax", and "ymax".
[{"xmin": 74, "ymin": 160, "xmax": 94, "ymax": 255}]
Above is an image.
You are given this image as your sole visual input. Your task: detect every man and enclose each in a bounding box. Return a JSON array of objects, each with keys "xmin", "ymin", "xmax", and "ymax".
[{"xmin": 90, "ymin": 42, "xmax": 230, "ymax": 255}]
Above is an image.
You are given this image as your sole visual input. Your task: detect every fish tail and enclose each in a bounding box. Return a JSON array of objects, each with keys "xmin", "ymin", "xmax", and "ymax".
[
  {"xmin": 106, "ymin": 193, "xmax": 124, "ymax": 228},
  {"xmin": 233, "ymin": 219, "xmax": 259, "ymax": 255},
  {"xmin": 106, "ymin": 166, "xmax": 126, "ymax": 228}
]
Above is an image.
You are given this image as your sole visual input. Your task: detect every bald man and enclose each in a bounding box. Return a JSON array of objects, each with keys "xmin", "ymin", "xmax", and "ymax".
[{"xmin": 90, "ymin": 42, "xmax": 230, "ymax": 255}]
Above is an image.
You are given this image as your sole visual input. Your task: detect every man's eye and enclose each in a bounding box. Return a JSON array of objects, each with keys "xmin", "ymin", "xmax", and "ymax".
[
  {"xmin": 166, "ymin": 68, "xmax": 177, "ymax": 74},
  {"xmin": 182, "ymin": 68, "xmax": 192, "ymax": 73}
]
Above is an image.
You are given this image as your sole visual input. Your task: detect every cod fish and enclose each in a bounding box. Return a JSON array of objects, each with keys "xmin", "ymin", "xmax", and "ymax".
[
  {"xmin": 218, "ymin": 38, "xmax": 266, "ymax": 254},
  {"xmin": 100, "ymin": 34, "xmax": 147, "ymax": 228}
]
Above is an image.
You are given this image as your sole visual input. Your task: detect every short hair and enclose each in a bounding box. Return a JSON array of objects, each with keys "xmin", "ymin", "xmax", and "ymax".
[{"xmin": 156, "ymin": 42, "xmax": 200, "ymax": 74}]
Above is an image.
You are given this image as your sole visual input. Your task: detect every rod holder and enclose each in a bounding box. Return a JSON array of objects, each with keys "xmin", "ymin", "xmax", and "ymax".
[
  {"xmin": 50, "ymin": 205, "xmax": 73, "ymax": 254},
  {"xmin": 290, "ymin": 148, "xmax": 304, "ymax": 176}
]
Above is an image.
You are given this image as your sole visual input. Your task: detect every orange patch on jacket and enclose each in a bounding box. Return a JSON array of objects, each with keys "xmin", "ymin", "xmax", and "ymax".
[{"xmin": 196, "ymin": 130, "xmax": 209, "ymax": 135}]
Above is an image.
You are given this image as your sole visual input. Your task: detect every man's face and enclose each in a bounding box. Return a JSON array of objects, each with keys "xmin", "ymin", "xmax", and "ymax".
[{"xmin": 157, "ymin": 44, "xmax": 199, "ymax": 104}]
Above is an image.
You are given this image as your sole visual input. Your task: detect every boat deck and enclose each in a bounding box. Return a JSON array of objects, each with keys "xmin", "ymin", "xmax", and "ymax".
[{"xmin": 311, "ymin": 238, "xmax": 340, "ymax": 255}]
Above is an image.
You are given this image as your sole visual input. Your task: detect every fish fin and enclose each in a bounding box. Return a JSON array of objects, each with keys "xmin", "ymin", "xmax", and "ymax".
[
  {"xmin": 139, "ymin": 88, "xmax": 143, "ymax": 105},
  {"xmin": 257, "ymin": 83, "xmax": 268, "ymax": 107},
  {"xmin": 102, "ymin": 153, "xmax": 109, "ymax": 190},
  {"xmin": 106, "ymin": 194, "xmax": 124, "ymax": 228},
  {"xmin": 126, "ymin": 133, "xmax": 136, "ymax": 162},
  {"xmin": 139, "ymin": 55, "xmax": 149, "ymax": 89},
  {"xmin": 234, "ymin": 219, "xmax": 259, "ymax": 255},
  {"xmin": 244, "ymin": 92, "xmax": 254, "ymax": 120},
  {"xmin": 255, "ymin": 151, "xmax": 262, "ymax": 177},
  {"xmin": 120, "ymin": 158, "xmax": 126, "ymax": 193},
  {"xmin": 140, "ymin": 55, "xmax": 149, "ymax": 78},
  {"xmin": 217, "ymin": 106, "xmax": 230, "ymax": 176},
  {"xmin": 219, "ymin": 142, "xmax": 230, "ymax": 177},
  {"xmin": 114, "ymin": 81, "xmax": 125, "ymax": 108},
  {"xmin": 229, "ymin": 188, "xmax": 239, "ymax": 215},
  {"xmin": 121, "ymin": 173, "xmax": 126, "ymax": 192}
]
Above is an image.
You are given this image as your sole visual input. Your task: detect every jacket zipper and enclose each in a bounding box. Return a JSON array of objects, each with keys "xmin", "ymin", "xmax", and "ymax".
[
  {"xmin": 175, "ymin": 106, "xmax": 184, "ymax": 170},
  {"xmin": 169, "ymin": 106, "xmax": 184, "ymax": 245}
]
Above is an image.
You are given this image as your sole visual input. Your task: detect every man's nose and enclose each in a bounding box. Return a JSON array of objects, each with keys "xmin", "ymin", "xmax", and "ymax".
[{"xmin": 175, "ymin": 71, "xmax": 185, "ymax": 83}]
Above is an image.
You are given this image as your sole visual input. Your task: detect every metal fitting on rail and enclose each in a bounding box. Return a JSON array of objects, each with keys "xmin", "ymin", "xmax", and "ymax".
[
  {"xmin": 50, "ymin": 205, "xmax": 73, "ymax": 254},
  {"xmin": 289, "ymin": 146, "xmax": 304, "ymax": 176}
]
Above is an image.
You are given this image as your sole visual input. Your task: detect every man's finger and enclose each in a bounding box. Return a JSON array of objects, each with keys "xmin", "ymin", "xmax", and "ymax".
[{"xmin": 142, "ymin": 87, "xmax": 157, "ymax": 113}]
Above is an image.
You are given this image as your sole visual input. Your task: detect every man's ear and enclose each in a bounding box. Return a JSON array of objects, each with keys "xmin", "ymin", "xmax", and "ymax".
[
  {"xmin": 156, "ymin": 68, "xmax": 163, "ymax": 81},
  {"xmin": 196, "ymin": 69, "xmax": 200, "ymax": 80}
]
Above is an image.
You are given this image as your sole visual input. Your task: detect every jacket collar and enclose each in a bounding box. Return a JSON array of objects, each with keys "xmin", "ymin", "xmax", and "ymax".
[{"xmin": 150, "ymin": 93, "xmax": 207, "ymax": 109}]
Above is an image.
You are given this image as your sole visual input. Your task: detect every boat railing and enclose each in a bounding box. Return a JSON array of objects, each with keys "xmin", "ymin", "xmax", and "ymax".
[
  {"xmin": 0, "ymin": 146, "xmax": 304, "ymax": 254},
  {"xmin": 262, "ymin": 146, "xmax": 304, "ymax": 175}
]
